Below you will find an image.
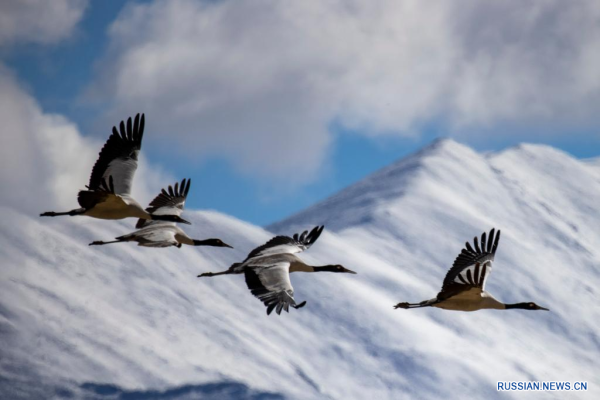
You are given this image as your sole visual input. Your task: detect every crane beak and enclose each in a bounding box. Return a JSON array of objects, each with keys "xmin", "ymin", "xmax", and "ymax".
[
  {"xmin": 537, "ymin": 306, "xmax": 550, "ymax": 311},
  {"xmin": 345, "ymin": 268, "xmax": 357, "ymax": 274}
]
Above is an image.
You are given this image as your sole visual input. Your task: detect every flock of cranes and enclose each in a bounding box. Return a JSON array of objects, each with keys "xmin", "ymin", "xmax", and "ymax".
[{"xmin": 40, "ymin": 114, "xmax": 549, "ymax": 315}]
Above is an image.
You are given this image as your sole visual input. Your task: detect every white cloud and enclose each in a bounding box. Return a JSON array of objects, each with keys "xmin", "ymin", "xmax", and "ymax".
[
  {"xmin": 89, "ymin": 0, "xmax": 600, "ymax": 181},
  {"xmin": 0, "ymin": 66, "xmax": 172, "ymax": 215},
  {"xmin": 0, "ymin": 0, "xmax": 88, "ymax": 46},
  {"xmin": 0, "ymin": 66, "xmax": 87, "ymax": 212}
]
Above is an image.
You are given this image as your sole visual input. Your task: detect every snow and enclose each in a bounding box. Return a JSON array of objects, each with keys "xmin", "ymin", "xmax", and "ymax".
[
  {"xmin": 1, "ymin": 139, "xmax": 599, "ymax": 399},
  {"xmin": 583, "ymin": 156, "xmax": 600, "ymax": 177}
]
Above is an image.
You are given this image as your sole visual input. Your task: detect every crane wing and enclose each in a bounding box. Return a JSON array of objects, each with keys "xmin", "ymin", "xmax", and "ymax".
[
  {"xmin": 135, "ymin": 178, "xmax": 191, "ymax": 229},
  {"xmin": 437, "ymin": 228, "xmax": 501, "ymax": 300},
  {"xmin": 244, "ymin": 262, "xmax": 305, "ymax": 315},
  {"xmin": 118, "ymin": 226, "xmax": 179, "ymax": 248},
  {"xmin": 88, "ymin": 114, "xmax": 145, "ymax": 196},
  {"xmin": 244, "ymin": 225, "xmax": 324, "ymax": 261}
]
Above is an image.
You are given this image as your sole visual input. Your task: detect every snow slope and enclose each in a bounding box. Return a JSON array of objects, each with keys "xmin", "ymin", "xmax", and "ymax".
[{"xmin": 1, "ymin": 139, "xmax": 599, "ymax": 399}]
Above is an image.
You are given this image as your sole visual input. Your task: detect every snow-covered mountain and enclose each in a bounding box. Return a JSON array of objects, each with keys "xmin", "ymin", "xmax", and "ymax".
[{"xmin": 1, "ymin": 139, "xmax": 599, "ymax": 399}]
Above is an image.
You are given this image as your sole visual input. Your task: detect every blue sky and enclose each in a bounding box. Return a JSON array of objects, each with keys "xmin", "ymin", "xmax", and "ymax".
[{"xmin": 2, "ymin": 1, "xmax": 599, "ymax": 225}]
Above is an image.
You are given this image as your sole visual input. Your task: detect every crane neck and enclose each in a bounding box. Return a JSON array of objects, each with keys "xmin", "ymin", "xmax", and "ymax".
[
  {"xmin": 313, "ymin": 265, "xmax": 342, "ymax": 272},
  {"xmin": 505, "ymin": 302, "xmax": 529, "ymax": 310}
]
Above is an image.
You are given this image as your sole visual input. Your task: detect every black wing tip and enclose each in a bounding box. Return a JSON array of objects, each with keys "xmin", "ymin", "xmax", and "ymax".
[
  {"xmin": 470, "ymin": 228, "xmax": 501, "ymax": 254},
  {"xmin": 315, "ymin": 225, "xmax": 325, "ymax": 235},
  {"xmin": 127, "ymin": 116, "xmax": 133, "ymax": 141},
  {"xmin": 178, "ymin": 178, "xmax": 191, "ymax": 198},
  {"xmin": 491, "ymin": 227, "xmax": 501, "ymax": 253},
  {"xmin": 473, "ymin": 235, "xmax": 481, "ymax": 253},
  {"xmin": 313, "ymin": 225, "xmax": 325, "ymax": 233},
  {"xmin": 129, "ymin": 113, "xmax": 144, "ymax": 123},
  {"xmin": 265, "ymin": 300, "xmax": 307, "ymax": 315},
  {"xmin": 304, "ymin": 225, "xmax": 324, "ymax": 245},
  {"xmin": 481, "ymin": 227, "xmax": 501, "ymax": 254},
  {"xmin": 138, "ymin": 113, "xmax": 145, "ymax": 145},
  {"xmin": 161, "ymin": 178, "xmax": 192, "ymax": 199},
  {"xmin": 115, "ymin": 113, "xmax": 145, "ymax": 144},
  {"xmin": 184, "ymin": 178, "xmax": 191, "ymax": 197},
  {"xmin": 266, "ymin": 301, "xmax": 287, "ymax": 315}
]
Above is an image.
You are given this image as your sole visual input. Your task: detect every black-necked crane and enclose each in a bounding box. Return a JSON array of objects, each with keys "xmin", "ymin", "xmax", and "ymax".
[
  {"xmin": 394, "ymin": 228, "xmax": 549, "ymax": 312},
  {"xmin": 89, "ymin": 178, "xmax": 232, "ymax": 249},
  {"xmin": 40, "ymin": 114, "xmax": 189, "ymax": 224},
  {"xmin": 198, "ymin": 226, "xmax": 356, "ymax": 315}
]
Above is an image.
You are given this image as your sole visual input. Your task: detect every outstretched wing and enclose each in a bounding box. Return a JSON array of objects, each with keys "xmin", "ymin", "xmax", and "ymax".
[
  {"xmin": 117, "ymin": 225, "xmax": 179, "ymax": 248},
  {"xmin": 135, "ymin": 178, "xmax": 191, "ymax": 229},
  {"xmin": 88, "ymin": 114, "xmax": 145, "ymax": 195},
  {"xmin": 244, "ymin": 225, "xmax": 324, "ymax": 261},
  {"xmin": 244, "ymin": 262, "xmax": 305, "ymax": 315},
  {"xmin": 437, "ymin": 228, "xmax": 501, "ymax": 300}
]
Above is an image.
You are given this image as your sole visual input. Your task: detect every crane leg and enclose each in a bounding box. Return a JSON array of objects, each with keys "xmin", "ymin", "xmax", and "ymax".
[
  {"xmin": 292, "ymin": 301, "xmax": 307, "ymax": 309},
  {"xmin": 40, "ymin": 208, "xmax": 85, "ymax": 217},
  {"xmin": 197, "ymin": 270, "xmax": 232, "ymax": 278},
  {"xmin": 394, "ymin": 301, "xmax": 432, "ymax": 309},
  {"xmin": 89, "ymin": 240, "xmax": 122, "ymax": 246}
]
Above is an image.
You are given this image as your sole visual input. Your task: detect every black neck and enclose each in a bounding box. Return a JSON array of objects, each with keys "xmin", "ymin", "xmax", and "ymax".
[
  {"xmin": 505, "ymin": 302, "xmax": 529, "ymax": 310},
  {"xmin": 313, "ymin": 265, "xmax": 340, "ymax": 272},
  {"xmin": 193, "ymin": 239, "xmax": 221, "ymax": 247}
]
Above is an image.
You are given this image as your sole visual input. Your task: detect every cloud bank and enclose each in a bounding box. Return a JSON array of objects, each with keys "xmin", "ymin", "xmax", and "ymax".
[
  {"xmin": 0, "ymin": 0, "xmax": 88, "ymax": 46},
  {"xmin": 89, "ymin": 0, "xmax": 600, "ymax": 181},
  {"xmin": 0, "ymin": 68, "xmax": 172, "ymax": 215},
  {"xmin": 0, "ymin": 0, "xmax": 170, "ymax": 216},
  {"xmin": 0, "ymin": 66, "xmax": 95, "ymax": 212}
]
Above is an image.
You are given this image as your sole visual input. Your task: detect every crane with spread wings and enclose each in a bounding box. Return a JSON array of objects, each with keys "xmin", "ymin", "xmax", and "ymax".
[{"xmin": 198, "ymin": 226, "xmax": 356, "ymax": 315}]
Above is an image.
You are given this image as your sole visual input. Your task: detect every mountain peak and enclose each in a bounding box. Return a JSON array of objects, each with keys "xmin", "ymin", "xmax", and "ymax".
[
  {"xmin": 423, "ymin": 137, "xmax": 460, "ymax": 150},
  {"xmin": 409, "ymin": 137, "xmax": 471, "ymax": 159},
  {"xmin": 268, "ymin": 138, "xmax": 482, "ymax": 232},
  {"xmin": 269, "ymin": 138, "xmax": 598, "ymax": 237}
]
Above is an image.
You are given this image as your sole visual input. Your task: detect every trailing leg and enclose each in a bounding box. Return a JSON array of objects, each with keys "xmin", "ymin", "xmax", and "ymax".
[
  {"xmin": 292, "ymin": 301, "xmax": 307, "ymax": 309},
  {"xmin": 394, "ymin": 300, "xmax": 434, "ymax": 309},
  {"xmin": 89, "ymin": 240, "xmax": 123, "ymax": 246},
  {"xmin": 40, "ymin": 208, "xmax": 85, "ymax": 217},
  {"xmin": 197, "ymin": 270, "xmax": 234, "ymax": 278}
]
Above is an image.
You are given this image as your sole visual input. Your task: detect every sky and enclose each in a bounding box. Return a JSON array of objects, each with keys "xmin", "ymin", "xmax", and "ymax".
[{"xmin": 1, "ymin": 0, "xmax": 600, "ymax": 226}]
